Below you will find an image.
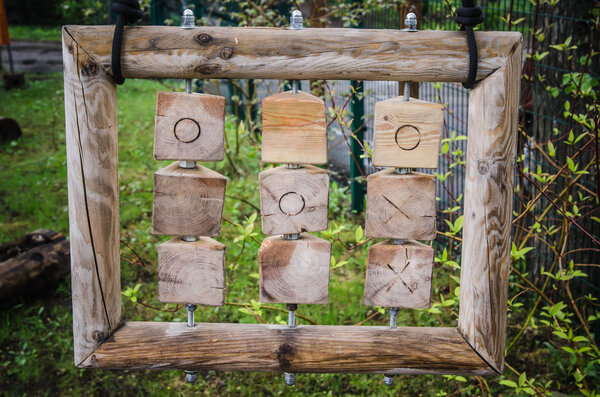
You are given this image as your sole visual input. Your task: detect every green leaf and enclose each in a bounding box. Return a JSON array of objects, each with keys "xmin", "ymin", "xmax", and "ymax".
[{"xmin": 355, "ymin": 225, "xmax": 364, "ymax": 242}]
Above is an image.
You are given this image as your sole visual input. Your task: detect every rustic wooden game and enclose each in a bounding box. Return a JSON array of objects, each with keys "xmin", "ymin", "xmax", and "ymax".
[{"xmin": 62, "ymin": 24, "xmax": 522, "ymax": 376}]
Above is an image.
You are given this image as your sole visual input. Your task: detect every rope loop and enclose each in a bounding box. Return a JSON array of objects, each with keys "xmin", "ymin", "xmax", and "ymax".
[
  {"xmin": 111, "ymin": 0, "xmax": 143, "ymax": 85},
  {"xmin": 454, "ymin": 1, "xmax": 485, "ymax": 89}
]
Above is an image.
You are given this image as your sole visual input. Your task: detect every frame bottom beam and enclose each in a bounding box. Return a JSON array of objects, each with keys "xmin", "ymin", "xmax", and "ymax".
[{"xmin": 82, "ymin": 322, "xmax": 495, "ymax": 375}]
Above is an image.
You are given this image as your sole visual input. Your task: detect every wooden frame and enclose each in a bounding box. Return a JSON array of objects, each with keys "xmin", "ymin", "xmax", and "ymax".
[{"xmin": 62, "ymin": 25, "xmax": 522, "ymax": 375}]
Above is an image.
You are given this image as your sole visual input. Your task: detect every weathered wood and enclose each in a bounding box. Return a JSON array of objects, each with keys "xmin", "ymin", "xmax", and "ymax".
[
  {"xmin": 158, "ymin": 237, "xmax": 226, "ymax": 306},
  {"xmin": 152, "ymin": 162, "xmax": 227, "ymax": 237},
  {"xmin": 82, "ymin": 322, "xmax": 494, "ymax": 375},
  {"xmin": 62, "ymin": 28, "xmax": 121, "ymax": 365},
  {"xmin": 364, "ymin": 240, "xmax": 434, "ymax": 308},
  {"xmin": 258, "ymin": 234, "xmax": 330, "ymax": 304},
  {"xmin": 262, "ymin": 91, "xmax": 327, "ymax": 165},
  {"xmin": 373, "ymin": 97, "xmax": 444, "ymax": 169},
  {"xmin": 0, "ymin": 238, "xmax": 70, "ymax": 300},
  {"xmin": 259, "ymin": 165, "xmax": 329, "ymax": 235},
  {"xmin": 64, "ymin": 26, "xmax": 522, "ymax": 82},
  {"xmin": 154, "ymin": 92, "xmax": 225, "ymax": 161},
  {"xmin": 458, "ymin": 40, "xmax": 522, "ymax": 374},
  {"xmin": 365, "ymin": 170, "xmax": 436, "ymax": 240}
]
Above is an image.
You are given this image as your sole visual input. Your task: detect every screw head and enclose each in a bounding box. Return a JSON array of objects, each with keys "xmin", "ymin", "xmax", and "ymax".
[
  {"xmin": 290, "ymin": 10, "xmax": 303, "ymax": 29},
  {"xmin": 284, "ymin": 372, "xmax": 296, "ymax": 386},
  {"xmin": 185, "ymin": 370, "xmax": 198, "ymax": 383},
  {"xmin": 405, "ymin": 12, "xmax": 417, "ymax": 31},
  {"xmin": 181, "ymin": 9, "xmax": 196, "ymax": 29},
  {"xmin": 384, "ymin": 374, "xmax": 395, "ymax": 386}
]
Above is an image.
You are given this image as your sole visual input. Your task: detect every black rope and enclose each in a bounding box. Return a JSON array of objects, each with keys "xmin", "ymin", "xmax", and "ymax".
[
  {"xmin": 455, "ymin": 0, "xmax": 485, "ymax": 89},
  {"xmin": 111, "ymin": 0, "xmax": 143, "ymax": 85}
]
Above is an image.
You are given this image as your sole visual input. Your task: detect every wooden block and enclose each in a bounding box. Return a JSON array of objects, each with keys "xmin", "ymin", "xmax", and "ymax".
[
  {"xmin": 365, "ymin": 169, "xmax": 436, "ymax": 240},
  {"xmin": 158, "ymin": 236, "xmax": 226, "ymax": 306},
  {"xmin": 364, "ymin": 240, "xmax": 434, "ymax": 308},
  {"xmin": 154, "ymin": 92, "xmax": 226, "ymax": 161},
  {"xmin": 373, "ymin": 97, "xmax": 444, "ymax": 169},
  {"xmin": 262, "ymin": 90, "xmax": 327, "ymax": 164},
  {"xmin": 258, "ymin": 234, "xmax": 331, "ymax": 304},
  {"xmin": 152, "ymin": 162, "xmax": 226, "ymax": 236},
  {"xmin": 259, "ymin": 165, "xmax": 329, "ymax": 236}
]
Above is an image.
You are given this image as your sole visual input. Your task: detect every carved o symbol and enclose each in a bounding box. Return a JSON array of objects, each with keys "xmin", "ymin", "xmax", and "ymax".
[
  {"xmin": 278, "ymin": 192, "xmax": 305, "ymax": 216},
  {"xmin": 173, "ymin": 118, "xmax": 201, "ymax": 143},
  {"xmin": 394, "ymin": 125, "xmax": 421, "ymax": 151}
]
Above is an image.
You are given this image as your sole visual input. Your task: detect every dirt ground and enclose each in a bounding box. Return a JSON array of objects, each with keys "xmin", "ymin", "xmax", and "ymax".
[{"xmin": 1, "ymin": 40, "xmax": 62, "ymax": 73}]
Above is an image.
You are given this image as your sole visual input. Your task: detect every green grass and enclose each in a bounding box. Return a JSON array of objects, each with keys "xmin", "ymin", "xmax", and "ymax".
[
  {"xmin": 7, "ymin": 25, "xmax": 62, "ymax": 42},
  {"xmin": 0, "ymin": 74, "xmax": 494, "ymax": 395}
]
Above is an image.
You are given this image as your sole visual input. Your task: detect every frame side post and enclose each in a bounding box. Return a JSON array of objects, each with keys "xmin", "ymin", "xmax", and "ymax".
[
  {"xmin": 458, "ymin": 38, "xmax": 522, "ymax": 373},
  {"xmin": 62, "ymin": 27, "xmax": 121, "ymax": 365}
]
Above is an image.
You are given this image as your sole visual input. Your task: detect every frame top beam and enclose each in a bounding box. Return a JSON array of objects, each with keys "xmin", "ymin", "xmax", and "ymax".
[{"xmin": 64, "ymin": 26, "xmax": 521, "ymax": 82}]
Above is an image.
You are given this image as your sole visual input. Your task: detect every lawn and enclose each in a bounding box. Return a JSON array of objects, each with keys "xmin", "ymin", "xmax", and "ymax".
[{"xmin": 0, "ymin": 73, "xmax": 464, "ymax": 396}]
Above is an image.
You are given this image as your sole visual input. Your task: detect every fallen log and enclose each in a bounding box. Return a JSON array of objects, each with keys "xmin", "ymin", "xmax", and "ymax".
[{"xmin": 0, "ymin": 230, "xmax": 70, "ymax": 300}]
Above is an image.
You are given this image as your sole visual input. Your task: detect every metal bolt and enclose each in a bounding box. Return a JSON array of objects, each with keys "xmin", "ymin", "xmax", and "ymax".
[
  {"xmin": 286, "ymin": 303, "xmax": 298, "ymax": 328},
  {"xmin": 384, "ymin": 374, "xmax": 395, "ymax": 386},
  {"xmin": 182, "ymin": 235, "xmax": 198, "ymax": 242},
  {"xmin": 185, "ymin": 370, "xmax": 198, "ymax": 383},
  {"xmin": 181, "ymin": 9, "xmax": 196, "ymax": 29},
  {"xmin": 286, "ymin": 163, "xmax": 301, "ymax": 169},
  {"xmin": 389, "ymin": 307, "xmax": 399, "ymax": 329},
  {"xmin": 290, "ymin": 10, "xmax": 303, "ymax": 29},
  {"xmin": 283, "ymin": 233, "xmax": 301, "ymax": 240},
  {"xmin": 404, "ymin": 12, "xmax": 417, "ymax": 32},
  {"xmin": 292, "ymin": 80, "xmax": 299, "ymax": 94},
  {"xmin": 395, "ymin": 167, "xmax": 413, "ymax": 175},
  {"xmin": 390, "ymin": 239, "xmax": 404, "ymax": 245},
  {"xmin": 403, "ymin": 81, "xmax": 411, "ymax": 101},
  {"xmin": 179, "ymin": 160, "xmax": 197, "ymax": 169},
  {"xmin": 185, "ymin": 304, "xmax": 197, "ymax": 327},
  {"xmin": 284, "ymin": 372, "xmax": 296, "ymax": 386}
]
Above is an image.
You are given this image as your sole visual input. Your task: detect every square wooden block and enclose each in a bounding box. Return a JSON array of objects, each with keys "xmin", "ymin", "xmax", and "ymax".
[
  {"xmin": 258, "ymin": 234, "xmax": 331, "ymax": 304},
  {"xmin": 259, "ymin": 165, "xmax": 329, "ymax": 236},
  {"xmin": 154, "ymin": 92, "xmax": 226, "ymax": 161},
  {"xmin": 262, "ymin": 90, "xmax": 327, "ymax": 165},
  {"xmin": 158, "ymin": 236, "xmax": 226, "ymax": 306},
  {"xmin": 152, "ymin": 162, "xmax": 226, "ymax": 236},
  {"xmin": 365, "ymin": 169, "xmax": 436, "ymax": 240},
  {"xmin": 373, "ymin": 97, "xmax": 444, "ymax": 169},
  {"xmin": 364, "ymin": 240, "xmax": 434, "ymax": 308}
]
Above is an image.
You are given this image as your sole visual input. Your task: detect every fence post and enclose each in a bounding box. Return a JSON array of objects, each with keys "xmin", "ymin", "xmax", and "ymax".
[{"xmin": 350, "ymin": 80, "xmax": 365, "ymax": 213}]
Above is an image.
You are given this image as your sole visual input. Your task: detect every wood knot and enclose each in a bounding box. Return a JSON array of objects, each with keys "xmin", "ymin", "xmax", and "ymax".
[
  {"xmin": 195, "ymin": 64, "xmax": 222, "ymax": 75},
  {"xmin": 477, "ymin": 160, "xmax": 490, "ymax": 174},
  {"xmin": 80, "ymin": 62, "xmax": 100, "ymax": 77},
  {"xmin": 91, "ymin": 354, "xmax": 97, "ymax": 361},
  {"xmin": 68, "ymin": 44, "xmax": 74, "ymax": 54},
  {"xmin": 219, "ymin": 47, "xmax": 234, "ymax": 60},
  {"xmin": 91, "ymin": 330, "xmax": 104, "ymax": 342},
  {"xmin": 195, "ymin": 33, "xmax": 213, "ymax": 45},
  {"xmin": 277, "ymin": 342, "xmax": 296, "ymax": 368}
]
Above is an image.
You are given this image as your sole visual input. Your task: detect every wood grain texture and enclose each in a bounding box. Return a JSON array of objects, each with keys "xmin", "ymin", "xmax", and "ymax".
[
  {"xmin": 158, "ymin": 237, "xmax": 226, "ymax": 306},
  {"xmin": 365, "ymin": 170, "xmax": 436, "ymax": 240},
  {"xmin": 373, "ymin": 97, "xmax": 444, "ymax": 169},
  {"xmin": 152, "ymin": 162, "xmax": 226, "ymax": 237},
  {"xmin": 258, "ymin": 234, "xmax": 330, "ymax": 304},
  {"xmin": 62, "ymin": 28, "xmax": 121, "ymax": 365},
  {"xmin": 364, "ymin": 240, "xmax": 434, "ymax": 308},
  {"xmin": 81, "ymin": 322, "xmax": 494, "ymax": 375},
  {"xmin": 262, "ymin": 91, "xmax": 327, "ymax": 164},
  {"xmin": 458, "ymin": 40, "xmax": 522, "ymax": 375},
  {"xmin": 259, "ymin": 165, "xmax": 329, "ymax": 235},
  {"xmin": 64, "ymin": 26, "xmax": 522, "ymax": 83},
  {"xmin": 154, "ymin": 92, "xmax": 225, "ymax": 161}
]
